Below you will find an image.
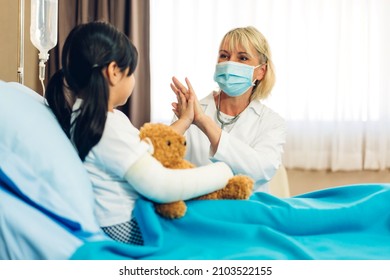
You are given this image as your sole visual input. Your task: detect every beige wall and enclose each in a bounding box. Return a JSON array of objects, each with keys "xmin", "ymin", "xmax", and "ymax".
[{"xmin": 0, "ymin": 0, "xmax": 39, "ymax": 92}]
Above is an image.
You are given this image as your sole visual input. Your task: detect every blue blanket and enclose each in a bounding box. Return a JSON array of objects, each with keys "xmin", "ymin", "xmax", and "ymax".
[{"xmin": 71, "ymin": 184, "xmax": 390, "ymax": 260}]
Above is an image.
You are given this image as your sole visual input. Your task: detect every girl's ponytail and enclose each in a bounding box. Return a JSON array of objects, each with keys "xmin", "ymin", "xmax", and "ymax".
[
  {"xmin": 73, "ymin": 66, "xmax": 109, "ymax": 161},
  {"xmin": 45, "ymin": 69, "xmax": 72, "ymax": 138}
]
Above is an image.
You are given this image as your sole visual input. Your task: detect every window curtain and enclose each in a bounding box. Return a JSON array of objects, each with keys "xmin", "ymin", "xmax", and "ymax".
[
  {"xmin": 150, "ymin": 0, "xmax": 390, "ymax": 171},
  {"xmin": 48, "ymin": 0, "xmax": 150, "ymax": 128}
]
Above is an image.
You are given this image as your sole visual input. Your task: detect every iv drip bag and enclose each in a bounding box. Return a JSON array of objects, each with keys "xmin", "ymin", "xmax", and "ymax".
[
  {"xmin": 30, "ymin": 0, "xmax": 58, "ymax": 95},
  {"xmin": 30, "ymin": 0, "xmax": 58, "ymax": 57}
]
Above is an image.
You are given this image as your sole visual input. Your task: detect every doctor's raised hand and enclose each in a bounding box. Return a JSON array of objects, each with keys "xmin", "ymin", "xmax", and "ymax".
[
  {"xmin": 171, "ymin": 78, "xmax": 206, "ymax": 129},
  {"xmin": 170, "ymin": 26, "xmax": 286, "ymax": 194}
]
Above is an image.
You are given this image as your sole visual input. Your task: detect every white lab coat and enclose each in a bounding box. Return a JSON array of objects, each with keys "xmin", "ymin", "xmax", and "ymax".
[{"xmin": 184, "ymin": 91, "xmax": 286, "ymax": 193}]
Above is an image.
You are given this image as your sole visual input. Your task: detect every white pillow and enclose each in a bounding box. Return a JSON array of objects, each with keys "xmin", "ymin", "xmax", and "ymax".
[{"xmin": 0, "ymin": 81, "xmax": 101, "ymax": 234}]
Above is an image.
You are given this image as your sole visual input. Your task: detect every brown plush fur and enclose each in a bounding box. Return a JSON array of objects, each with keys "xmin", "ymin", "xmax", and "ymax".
[{"xmin": 139, "ymin": 123, "xmax": 254, "ymax": 219}]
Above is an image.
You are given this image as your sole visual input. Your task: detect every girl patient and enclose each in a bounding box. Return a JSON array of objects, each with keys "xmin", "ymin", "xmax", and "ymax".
[{"xmin": 45, "ymin": 21, "xmax": 233, "ymax": 245}]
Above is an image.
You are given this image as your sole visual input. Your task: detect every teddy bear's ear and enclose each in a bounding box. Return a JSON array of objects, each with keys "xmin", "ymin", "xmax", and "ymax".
[{"xmin": 139, "ymin": 123, "xmax": 154, "ymax": 139}]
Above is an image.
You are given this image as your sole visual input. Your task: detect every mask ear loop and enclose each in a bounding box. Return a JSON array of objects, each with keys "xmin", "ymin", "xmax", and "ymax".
[
  {"xmin": 251, "ymin": 64, "xmax": 261, "ymax": 85},
  {"xmin": 252, "ymin": 63, "xmax": 267, "ymax": 85}
]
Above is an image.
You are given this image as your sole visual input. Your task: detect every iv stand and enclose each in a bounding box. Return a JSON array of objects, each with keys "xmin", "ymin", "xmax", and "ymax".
[{"xmin": 18, "ymin": 0, "xmax": 25, "ymax": 84}]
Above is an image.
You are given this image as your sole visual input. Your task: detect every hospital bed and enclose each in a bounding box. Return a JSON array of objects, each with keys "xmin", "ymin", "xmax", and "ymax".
[{"xmin": 1, "ymin": 80, "xmax": 390, "ymax": 260}]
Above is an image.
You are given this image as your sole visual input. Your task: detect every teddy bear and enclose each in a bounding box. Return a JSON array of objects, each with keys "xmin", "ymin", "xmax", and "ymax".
[{"xmin": 139, "ymin": 123, "xmax": 254, "ymax": 219}]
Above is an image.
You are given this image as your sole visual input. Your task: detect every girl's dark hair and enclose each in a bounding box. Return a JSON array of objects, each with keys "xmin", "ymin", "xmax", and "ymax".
[{"xmin": 46, "ymin": 21, "xmax": 138, "ymax": 161}]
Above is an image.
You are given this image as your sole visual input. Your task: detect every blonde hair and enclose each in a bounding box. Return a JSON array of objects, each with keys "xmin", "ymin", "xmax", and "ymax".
[{"xmin": 219, "ymin": 26, "xmax": 275, "ymax": 100}]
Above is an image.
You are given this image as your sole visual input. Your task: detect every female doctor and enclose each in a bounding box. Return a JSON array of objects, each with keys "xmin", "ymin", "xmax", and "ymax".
[{"xmin": 171, "ymin": 26, "xmax": 286, "ymax": 193}]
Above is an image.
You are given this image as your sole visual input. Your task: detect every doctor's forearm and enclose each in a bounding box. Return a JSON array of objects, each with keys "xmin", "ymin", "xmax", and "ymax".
[
  {"xmin": 212, "ymin": 134, "xmax": 282, "ymax": 180},
  {"xmin": 195, "ymin": 114, "xmax": 222, "ymax": 155}
]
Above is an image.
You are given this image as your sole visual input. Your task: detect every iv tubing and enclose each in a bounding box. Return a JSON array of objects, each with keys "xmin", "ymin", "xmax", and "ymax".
[
  {"xmin": 18, "ymin": 0, "xmax": 25, "ymax": 84},
  {"xmin": 38, "ymin": 53, "xmax": 49, "ymax": 96}
]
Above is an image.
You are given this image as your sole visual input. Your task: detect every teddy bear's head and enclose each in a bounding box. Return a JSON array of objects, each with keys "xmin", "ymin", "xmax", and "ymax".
[{"xmin": 139, "ymin": 123, "xmax": 187, "ymax": 168}]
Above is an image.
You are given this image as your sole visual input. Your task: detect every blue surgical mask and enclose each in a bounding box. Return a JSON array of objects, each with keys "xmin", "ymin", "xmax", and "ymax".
[{"xmin": 213, "ymin": 61, "xmax": 260, "ymax": 97}]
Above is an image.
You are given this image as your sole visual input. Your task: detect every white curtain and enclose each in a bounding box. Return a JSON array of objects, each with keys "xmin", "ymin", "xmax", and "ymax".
[{"xmin": 150, "ymin": 0, "xmax": 390, "ymax": 171}]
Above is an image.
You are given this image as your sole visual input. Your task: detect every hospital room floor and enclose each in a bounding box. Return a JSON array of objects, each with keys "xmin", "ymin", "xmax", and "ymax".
[{"xmin": 287, "ymin": 169, "xmax": 390, "ymax": 196}]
